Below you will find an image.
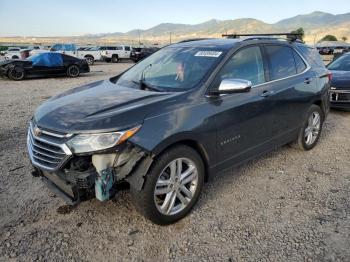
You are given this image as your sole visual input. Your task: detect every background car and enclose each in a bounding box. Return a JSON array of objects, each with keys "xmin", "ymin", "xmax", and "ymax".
[
  {"xmin": 0, "ymin": 52, "xmax": 90, "ymax": 81},
  {"xmin": 327, "ymin": 52, "xmax": 350, "ymax": 110},
  {"xmin": 100, "ymin": 45, "xmax": 131, "ymax": 63},
  {"xmin": 4, "ymin": 47, "xmax": 31, "ymax": 60},
  {"xmin": 130, "ymin": 47, "xmax": 160, "ymax": 62}
]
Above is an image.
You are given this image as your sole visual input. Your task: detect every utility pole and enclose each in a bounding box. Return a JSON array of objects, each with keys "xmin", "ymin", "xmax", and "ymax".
[{"xmin": 138, "ymin": 30, "xmax": 141, "ymax": 46}]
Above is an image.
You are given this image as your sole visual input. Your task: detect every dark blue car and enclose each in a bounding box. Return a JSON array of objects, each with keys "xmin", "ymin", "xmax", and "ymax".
[
  {"xmin": 0, "ymin": 52, "xmax": 90, "ymax": 80},
  {"xmin": 327, "ymin": 52, "xmax": 350, "ymax": 110},
  {"xmin": 27, "ymin": 36, "xmax": 330, "ymax": 224}
]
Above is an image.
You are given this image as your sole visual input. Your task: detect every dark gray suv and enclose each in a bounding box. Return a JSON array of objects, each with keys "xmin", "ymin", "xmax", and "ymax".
[{"xmin": 28, "ymin": 35, "xmax": 331, "ymax": 224}]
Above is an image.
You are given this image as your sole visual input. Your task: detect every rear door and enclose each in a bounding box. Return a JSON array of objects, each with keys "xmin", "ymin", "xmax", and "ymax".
[{"xmin": 261, "ymin": 44, "xmax": 316, "ymax": 138}]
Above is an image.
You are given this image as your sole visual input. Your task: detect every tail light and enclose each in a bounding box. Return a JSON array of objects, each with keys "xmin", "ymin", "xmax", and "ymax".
[{"xmin": 328, "ymin": 72, "xmax": 333, "ymax": 81}]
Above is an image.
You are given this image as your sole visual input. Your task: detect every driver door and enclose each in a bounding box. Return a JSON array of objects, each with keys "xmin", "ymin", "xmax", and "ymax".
[{"xmin": 211, "ymin": 45, "xmax": 276, "ymax": 169}]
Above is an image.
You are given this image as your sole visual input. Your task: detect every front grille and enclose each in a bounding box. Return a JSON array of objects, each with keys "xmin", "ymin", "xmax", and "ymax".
[
  {"xmin": 330, "ymin": 89, "xmax": 350, "ymax": 102},
  {"xmin": 27, "ymin": 122, "xmax": 72, "ymax": 171}
]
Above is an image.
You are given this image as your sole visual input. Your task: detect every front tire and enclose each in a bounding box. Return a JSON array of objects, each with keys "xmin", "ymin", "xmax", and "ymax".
[
  {"xmin": 66, "ymin": 65, "xmax": 80, "ymax": 77},
  {"xmin": 130, "ymin": 145, "xmax": 204, "ymax": 225},
  {"xmin": 8, "ymin": 67, "xmax": 25, "ymax": 81},
  {"xmin": 293, "ymin": 105, "xmax": 324, "ymax": 151}
]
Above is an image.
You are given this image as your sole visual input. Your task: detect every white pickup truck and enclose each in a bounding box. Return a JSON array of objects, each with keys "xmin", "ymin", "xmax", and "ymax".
[
  {"xmin": 4, "ymin": 47, "xmax": 24, "ymax": 60},
  {"xmin": 100, "ymin": 45, "xmax": 131, "ymax": 63},
  {"xmin": 46, "ymin": 44, "xmax": 103, "ymax": 65}
]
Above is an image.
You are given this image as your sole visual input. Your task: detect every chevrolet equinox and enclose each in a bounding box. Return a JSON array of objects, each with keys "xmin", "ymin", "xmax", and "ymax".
[{"xmin": 28, "ymin": 36, "xmax": 331, "ymax": 224}]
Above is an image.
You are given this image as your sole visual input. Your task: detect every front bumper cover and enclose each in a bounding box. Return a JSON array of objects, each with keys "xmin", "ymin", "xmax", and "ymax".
[{"xmin": 330, "ymin": 88, "xmax": 350, "ymax": 110}]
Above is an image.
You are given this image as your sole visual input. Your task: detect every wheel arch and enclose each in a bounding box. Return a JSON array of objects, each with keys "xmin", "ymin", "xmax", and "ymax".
[
  {"xmin": 84, "ymin": 54, "xmax": 94, "ymax": 59},
  {"xmin": 152, "ymin": 138, "xmax": 210, "ymax": 182}
]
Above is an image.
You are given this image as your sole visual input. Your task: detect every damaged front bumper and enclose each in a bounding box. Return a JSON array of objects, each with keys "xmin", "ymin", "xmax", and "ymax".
[{"xmin": 27, "ymin": 123, "xmax": 153, "ymax": 205}]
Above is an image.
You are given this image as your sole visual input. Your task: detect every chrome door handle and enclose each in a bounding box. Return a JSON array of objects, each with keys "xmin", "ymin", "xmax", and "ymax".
[
  {"xmin": 304, "ymin": 78, "xmax": 312, "ymax": 84},
  {"xmin": 261, "ymin": 90, "xmax": 273, "ymax": 97}
]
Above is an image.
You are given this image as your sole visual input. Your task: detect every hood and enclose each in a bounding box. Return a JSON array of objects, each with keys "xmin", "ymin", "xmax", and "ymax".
[
  {"xmin": 34, "ymin": 80, "xmax": 179, "ymax": 133},
  {"xmin": 0, "ymin": 59, "xmax": 31, "ymax": 67},
  {"xmin": 0, "ymin": 60, "xmax": 14, "ymax": 67},
  {"xmin": 330, "ymin": 70, "xmax": 350, "ymax": 89}
]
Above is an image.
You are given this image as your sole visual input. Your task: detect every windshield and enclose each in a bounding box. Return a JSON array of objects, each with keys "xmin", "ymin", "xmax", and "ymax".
[
  {"xmin": 327, "ymin": 55, "xmax": 350, "ymax": 71},
  {"xmin": 117, "ymin": 46, "xmax": 226, "ymax": 92},
  {"xmin": 27, "ymin": 53, "xmax": 41, "ymax": 60}
]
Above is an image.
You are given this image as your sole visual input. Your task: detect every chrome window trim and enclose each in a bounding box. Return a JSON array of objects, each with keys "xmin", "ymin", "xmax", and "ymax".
[{"xmin": 205, "ymin": 44, "xmax": 312, "ymax": 98}]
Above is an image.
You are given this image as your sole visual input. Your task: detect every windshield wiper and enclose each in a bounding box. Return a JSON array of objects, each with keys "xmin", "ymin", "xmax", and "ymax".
[
  {"xmin": 132, "ymin": 63, "xmax": 162, "ymax": 92},
  {"xmin": 131, "ymin": 79, "xmax": 162, "ymax": 92}
]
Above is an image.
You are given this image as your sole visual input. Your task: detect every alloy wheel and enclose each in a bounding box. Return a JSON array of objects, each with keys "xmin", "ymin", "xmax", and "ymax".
[
  {"xmin": 304, "ymin": 111, "xmax": 321, "ymax": 146},
  {"xmin": 154, "ymin": 158, "xmax": 198, "ymax": 216},
  {"xmin": 68, "ymin": 65, "xmax": 79, "ymax": 77}
]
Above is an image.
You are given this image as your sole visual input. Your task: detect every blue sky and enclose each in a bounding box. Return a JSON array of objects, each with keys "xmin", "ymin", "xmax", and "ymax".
[{"xmin": 0, "ymin": 0, "xmax": 349, "ymax": 36}]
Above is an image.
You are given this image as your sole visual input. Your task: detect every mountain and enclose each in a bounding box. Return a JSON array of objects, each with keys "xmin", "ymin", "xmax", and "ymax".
[
  {"xmin": 276, "ymin": 11, "xmax": 350, "ymax": 30},
  {"xmin": 91, "ymin": 11, "xmax": 350, "ymax": 44},
  {"xmin": 1, "ymin": 11, "xmax": 349, "ymax": 45}
]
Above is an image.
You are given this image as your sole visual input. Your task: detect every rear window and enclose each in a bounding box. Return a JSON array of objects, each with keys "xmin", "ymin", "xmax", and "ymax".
[
  {"xmin": 265, "ymin": 45, "xmax": 296, "ymax": 80},
  {"xmin": 294, "ymin": 44, "xmax": 325, "ymax": 68},
  {"xmin": 327, "ymin": 55, "xmax": 350, "ymax": 71}
]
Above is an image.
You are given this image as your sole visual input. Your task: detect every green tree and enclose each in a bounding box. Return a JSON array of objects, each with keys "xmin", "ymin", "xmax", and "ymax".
[
  {"xmin": 320, "ymin": 35, "xmax": 338, "ymax": 41},
  {"xmin": 341, "ymin": 36, "xmax": 348, "ymax": 42},
  {"xmin": 291, "ymin": 28, "xmax": 305, "ymax": 41}
]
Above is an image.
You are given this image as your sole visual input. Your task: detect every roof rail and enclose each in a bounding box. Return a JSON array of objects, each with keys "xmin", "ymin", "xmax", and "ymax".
[
  {"xmin": 177, "ymin": 38, "xmax": 214, "ymax": 43},
  {"xmin": 222, "ymin": 33, "xmax": 302, "ymax": 42}
]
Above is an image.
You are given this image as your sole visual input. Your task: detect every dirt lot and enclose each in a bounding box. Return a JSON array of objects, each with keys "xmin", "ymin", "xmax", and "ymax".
[{"xmin": 0, "ymin": 61, "xmax": 349, "ymax": 262}]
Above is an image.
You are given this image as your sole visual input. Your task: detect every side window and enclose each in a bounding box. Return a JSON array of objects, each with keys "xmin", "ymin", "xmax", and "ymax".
[
  {"xmin": 116, "ymin": 46, "xmax": 123, "ymax": 50},
  {"xmin": 51, "ymin": 44, "xmax": 62, "ymax": 51},
  {"xmin": 265, "ymin": 45, "xmax": 296, "ymax": 80},
  {"xmin": 293, "ymin": 50, "xmax": 307, "ymax": 73},
  {"xmin": 125, "ymin": 46, "xmax": 131, "ymax": 51},
  {"xmin": 110, "ymin": 47, "xmax": 117, "ymax": 50},
  {"xmin": 214, "ymin": 46, "xmax": 265, "ymax": 86}
]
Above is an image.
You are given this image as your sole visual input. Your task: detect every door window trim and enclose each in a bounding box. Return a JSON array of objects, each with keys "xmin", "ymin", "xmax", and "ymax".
[
  {"xmin": 259, "ymin": 44, "xmax": 311, "ymax": 88},
  {"xmin": 207, "ymin": 44, "xmax": 267, "ymax": 91},
  {"xmin": 205, "ymin": 43, "xmax": 311, "ymax": 98}
]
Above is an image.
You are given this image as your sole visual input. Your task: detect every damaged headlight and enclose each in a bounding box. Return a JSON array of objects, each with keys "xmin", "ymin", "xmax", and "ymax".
[{"xmin": 67, "ymin": 125, "xmax": 141, "ymax": 154}]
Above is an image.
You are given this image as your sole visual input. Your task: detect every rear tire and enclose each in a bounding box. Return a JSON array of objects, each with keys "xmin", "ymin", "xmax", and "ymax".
[
  {"xmin": 130, "ymin": 145, "xmax": 204, "ymax": 225},
  {"xmin": 66, "ymin": 65, "xmax": 80, "ymax": 77},
  {"xmin": 8, "ymin": 67, "xmax": 25, "ymax": 81},
  {"xmin": 85, "ymin": 56, "xmax": 94, "ymax": 65},
  {"xmin": 291, "ymin": 105, "xmax": 324, "ymax": 151},
  {"xmin": 111, "ymin": 55, "xmax": 119, "ymax": 63}
]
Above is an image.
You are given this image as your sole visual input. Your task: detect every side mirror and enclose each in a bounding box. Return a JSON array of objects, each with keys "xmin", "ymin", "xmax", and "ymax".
[{"xmin": 217, "ymin": 79, "xmax": 252, "ymax": 94}]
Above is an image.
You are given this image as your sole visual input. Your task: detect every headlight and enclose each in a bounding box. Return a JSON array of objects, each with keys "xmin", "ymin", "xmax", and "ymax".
[{"xmin": 67, "ymin": 125, "xmax": 141, "ymax": 154}]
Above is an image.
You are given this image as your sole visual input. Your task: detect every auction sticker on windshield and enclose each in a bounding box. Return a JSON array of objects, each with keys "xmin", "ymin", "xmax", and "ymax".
[{"xmin": 194, "ymin": 51, "xmax": 222, "ymax": 57}]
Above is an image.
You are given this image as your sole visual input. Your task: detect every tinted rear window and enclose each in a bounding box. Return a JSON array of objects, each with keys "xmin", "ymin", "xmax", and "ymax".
[
  {"xmin": 265, "ymin": 45, "xmax": 296, "ymax": 80},
  {"xmin": 294, "ymin": 44, "xmax": 325, "ymax": 68}
]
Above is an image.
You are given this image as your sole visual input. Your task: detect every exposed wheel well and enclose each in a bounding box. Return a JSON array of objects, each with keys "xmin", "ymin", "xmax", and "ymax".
[
  {"xmin": 313, "ymin": 100, "xmax": 325, "ymax": 116},
  {"xmin": 156, "ymin": 140, "xmax": 210, "ymax": 182},
  {"xmin": 84, "ymin": 55, "xmax": 94, "ymax": 59}
]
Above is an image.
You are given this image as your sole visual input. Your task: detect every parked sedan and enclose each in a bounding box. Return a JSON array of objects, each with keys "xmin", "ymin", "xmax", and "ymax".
[
  {"xmin": 327, "ymin": 52, "xmax": 350, "ymax": 110},
  {"xmin": 0, "ymin": 52, "xmax": 90, "ymax": 81}
]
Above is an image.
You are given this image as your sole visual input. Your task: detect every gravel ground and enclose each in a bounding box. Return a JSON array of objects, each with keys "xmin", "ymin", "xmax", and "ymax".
[{"xmin": 0, "ymin": 61, "xmax": 349, "ymax": 262}]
